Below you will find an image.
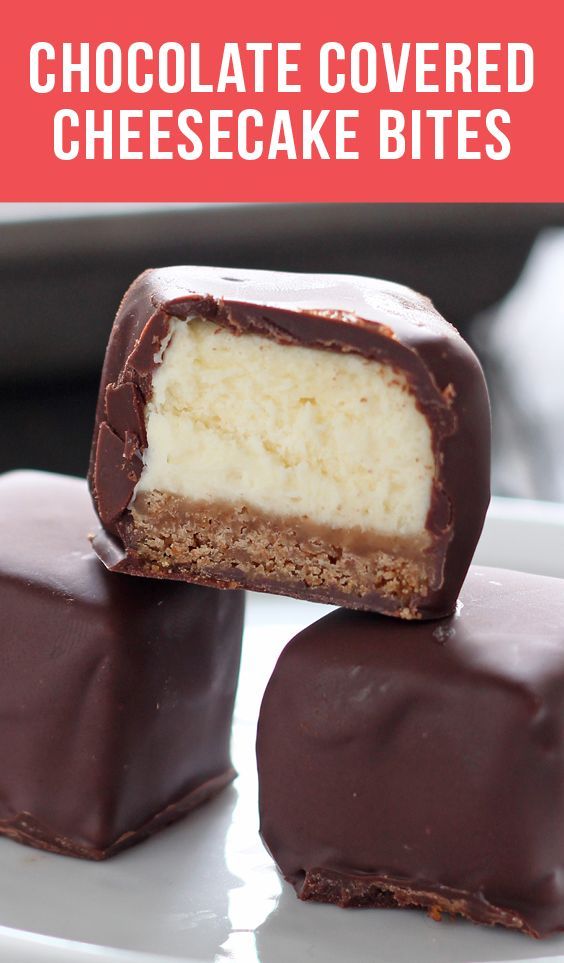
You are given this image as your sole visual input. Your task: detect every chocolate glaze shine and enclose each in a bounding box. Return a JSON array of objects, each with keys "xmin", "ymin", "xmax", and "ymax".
[
  {"xmin": 0, "ymin": 471, "xmax": 244, "ymax": 859},
  {"xmin": 257, "ymin": 567, "xmax": 564, "ymax": 937},
  {"xmin": 88, "ymin": 266, "xmax": 491, "ymax": 619}
]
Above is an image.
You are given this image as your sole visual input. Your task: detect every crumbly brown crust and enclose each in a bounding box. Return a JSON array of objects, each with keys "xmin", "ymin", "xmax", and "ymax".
[
  {"xmin": 126, "ymin": 491, "xmax": 433, "ymax": 618},
  {"xmin": 298, "ymin": 868, "xmax": 531, "ymax": 935}
]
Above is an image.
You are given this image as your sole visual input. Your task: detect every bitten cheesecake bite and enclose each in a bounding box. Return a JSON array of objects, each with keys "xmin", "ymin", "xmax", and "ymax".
[
  {"xmin": 0, "ymin": 470, "xmax": 244, "ymax": 860},
  {"xmin": 257, "ymin": 567, "xmax": 564, "ymax": 938},
  {"xmin": 89, "ymin": 266, "xmax": 490, "ymax": 619}
]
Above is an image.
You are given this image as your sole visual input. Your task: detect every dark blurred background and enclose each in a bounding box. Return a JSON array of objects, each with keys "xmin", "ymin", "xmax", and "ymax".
[{"xmin": 1, "ymin": 202, "xmax": 563, "ymax": 493}]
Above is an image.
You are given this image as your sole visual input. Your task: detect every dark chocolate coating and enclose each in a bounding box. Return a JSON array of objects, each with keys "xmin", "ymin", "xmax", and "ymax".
[
  {"xmin": 257, "ymin": 566, "xmax": 564, "ymax": 937},
  {"xmin": 0, "ymin": 470, "xmax": 244, "ymax": 859},
  {"xmin": 88, "ymin": 266, "xmax": 491, "ymax": 618}
]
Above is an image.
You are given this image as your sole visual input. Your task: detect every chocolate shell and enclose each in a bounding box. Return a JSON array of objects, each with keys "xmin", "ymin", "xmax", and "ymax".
[
  {"xmin": 257, "ymin": 566, "xmax": 564, "ymax": 937},
  {"xmin": 0, "ymin": 470, "xmax": 244, "ymax": 859}
]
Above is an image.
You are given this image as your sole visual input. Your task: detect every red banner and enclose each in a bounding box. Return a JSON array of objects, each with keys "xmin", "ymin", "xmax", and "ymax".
[{"xmin": 2, "ymin": 0, "xmax": 562, "ymax": 201}]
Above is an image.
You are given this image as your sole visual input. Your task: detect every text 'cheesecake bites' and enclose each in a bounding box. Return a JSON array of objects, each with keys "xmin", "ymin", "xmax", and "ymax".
[
  {"xmin": 257, "ymin": 567, "xmax": 564, "ymax": 937},
  {"xmin": 0, "ymin": 471, "xmax": 244, "ymax": 859},
  {"xmin": 89, "ymin": 266, "xmax": 490, "ymax": 619}
]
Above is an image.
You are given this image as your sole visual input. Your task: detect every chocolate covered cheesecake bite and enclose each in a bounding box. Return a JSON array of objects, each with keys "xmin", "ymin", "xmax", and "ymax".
[
  {"xmin": 89, "ymin": 266, "xmax": 490, "ymax": 619},
  {"xmin": 0, "ymin": 470, "xmax": 244, "ymax": 859},
  {"xmin": 257, "ymin": 567, "xmax": 564, "ymax": 937}
]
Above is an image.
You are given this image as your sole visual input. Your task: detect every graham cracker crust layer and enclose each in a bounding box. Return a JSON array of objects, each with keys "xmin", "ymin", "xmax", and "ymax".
[
  {"xmin": 128, "ymin": 491, "xmax": 433, "ymax": 618},
  {"xmin": 297, "ymin": 868, "xmax": 530, "ymax": 935}
]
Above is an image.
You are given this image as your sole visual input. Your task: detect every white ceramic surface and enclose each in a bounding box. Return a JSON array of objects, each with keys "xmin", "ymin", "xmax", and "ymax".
[{"xmin": 1, "ymin": 496, "xmax": 564, "ymax": 963}]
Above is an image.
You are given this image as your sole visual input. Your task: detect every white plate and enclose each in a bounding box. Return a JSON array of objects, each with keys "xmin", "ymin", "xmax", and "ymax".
[{"xmin": 1, "ymin": 496, "xmax": 564, "ymax": 963}]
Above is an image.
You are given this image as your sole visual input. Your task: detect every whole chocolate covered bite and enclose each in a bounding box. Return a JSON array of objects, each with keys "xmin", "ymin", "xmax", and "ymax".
[
  {"xmin": 89, "ymin": 266, "xmax": 490, "ymax": 620},
  {"xmin": 257, "ymin": 567, "xmax": 564, "ymax": 937},
  {"xmin": 0, "ymin": 471, "xmax": 244, "ymax": 859}
]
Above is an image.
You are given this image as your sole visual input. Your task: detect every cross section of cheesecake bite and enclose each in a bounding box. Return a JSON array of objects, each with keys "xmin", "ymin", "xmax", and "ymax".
[{"xmin": 89, "ymin": 266, "xmax": 490, "ymax": 619}]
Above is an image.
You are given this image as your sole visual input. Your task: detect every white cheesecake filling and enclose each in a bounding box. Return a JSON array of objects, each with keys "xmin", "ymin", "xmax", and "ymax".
[{"xmin": 135, "ymin": 318, "xmax": 435, "ymax": 538}]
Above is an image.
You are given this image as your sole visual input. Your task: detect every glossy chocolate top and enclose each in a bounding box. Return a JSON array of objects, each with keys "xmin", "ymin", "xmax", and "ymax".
[
  {"xmin": 1, "ymin": 469, "xmax": 120, "ymax": 603},
  {"xmin": 89, "ymin": 266, "xmax": 491, "ymax": 618},
  {"xmin": 257, "ymin": 566, "xmax": 564, "ymax": 936}
]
